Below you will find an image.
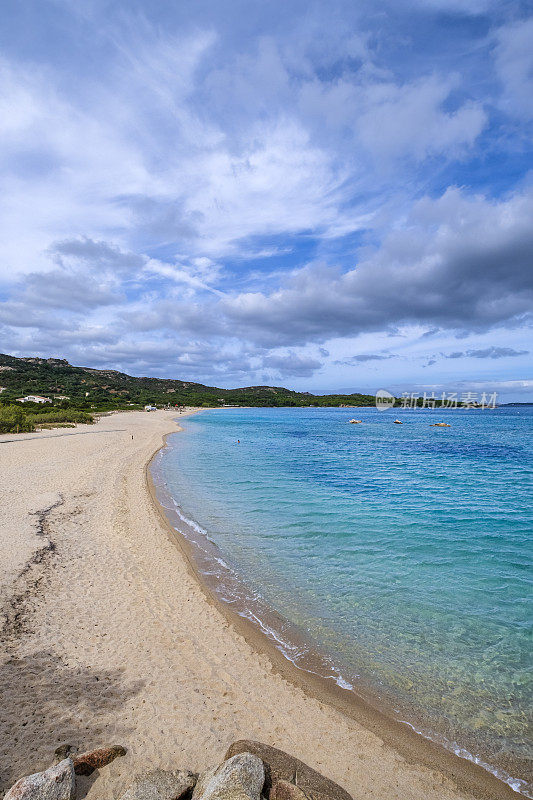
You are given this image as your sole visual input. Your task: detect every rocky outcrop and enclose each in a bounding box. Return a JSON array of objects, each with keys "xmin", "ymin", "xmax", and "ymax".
[
  {"xmin": 72, "ymin": 744, "xmax": 127, "ymax": 775},
  {"xmin": 120, "ymin": 768, "xmax": 197, "ymax": 800},
  {"xmin": 224, "ymin": 742, "xmax": 352, "ymax": 800},
  {"xmin": 192, "ymin": 753, "xmax": 264, "ymax": 800},
  {"xmin": 4, "ymin": 758, "xmax": 75, "ymax": 800}
]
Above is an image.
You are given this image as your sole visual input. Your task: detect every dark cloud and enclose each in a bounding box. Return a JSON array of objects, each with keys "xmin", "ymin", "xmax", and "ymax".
[
  {"xmin": 335, "ymin": 353, "xmax": 396, "ymax": 364},
  {"xmin": 119, "ymin": 300, "xmax": 226, "ymax": 337},
  {"xmin": 48, "ymin": 237, "xmax": 146, "ymax": 274},
  {"xmin": 443, "ymin": 346, "xmax": 529, "ymax": 359},
  {"xmin": 420, "ymin": 327, "xmax": 441, "ymax": 339},
  {"xmin": 1, "ymin": 184, "xmax": 531, "ymax": 390},
  {"xmin": 222, "ymin": 187, "xmax": 533, "ymax": 346},
  {"xmin": 21, "ymin": 269, "xmax": 123, "ymax": 311},
  {"xmin": 262, "ymin": 352, "xmax": 322, "ymax": 377},
  {"xmin": 0, "ymin": 302, "xmax": 65, "ymax": 330},
  {"xmin": 468, "ymin": 346, "xmax": 529, "ymax": 358}
]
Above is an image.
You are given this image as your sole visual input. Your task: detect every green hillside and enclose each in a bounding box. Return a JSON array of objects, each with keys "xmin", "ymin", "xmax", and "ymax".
[{"xmin": 0, "ymin": 353, "xmax": 377, "ymax": 411}]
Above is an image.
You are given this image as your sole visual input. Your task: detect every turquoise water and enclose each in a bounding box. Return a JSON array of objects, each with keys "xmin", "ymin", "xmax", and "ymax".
[{"xmin": 153, "ymin": 406, "xmax": 533, "ymax": 794}]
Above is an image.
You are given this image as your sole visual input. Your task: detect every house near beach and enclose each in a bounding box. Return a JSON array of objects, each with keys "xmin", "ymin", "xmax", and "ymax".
[{"xmin": 15, "ymin": 395, "xmax": 52, "ymax": 404}]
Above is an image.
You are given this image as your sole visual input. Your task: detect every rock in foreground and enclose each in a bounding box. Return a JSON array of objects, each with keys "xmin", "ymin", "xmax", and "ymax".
[
  {"xmin": 193, "ymin": 753, "xmax": 264, "ymax": 800},
  {"xmin": 53, "ymin": 745, "xmax": 77, "ymax": 763},
  {"xmin": 73, "ymin": 744, "xmax": 127, "ymax": 775},
  {"xmin": 270, "ymin": 780, "xmax": 311, "ymax": 800},
  {"xmin": 4, "ymin": 758, "xmax": 76, "ymax": 800},
  {"xmin": 120, "ymin": 768, "xmax": 197, "ymax": 800},
  {"xmin": 224, "ymin": 742, "xmax": 352, "ymax": 800}
]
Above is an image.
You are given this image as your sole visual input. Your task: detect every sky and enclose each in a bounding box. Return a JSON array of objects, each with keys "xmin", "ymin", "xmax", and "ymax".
[{"xmin": 0, "ymin": 0, "xmax": 532, "ymax": 401}]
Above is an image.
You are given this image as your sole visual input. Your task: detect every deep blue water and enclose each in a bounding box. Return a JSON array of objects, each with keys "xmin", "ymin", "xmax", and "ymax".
[{"xmin": 153, "ymin": 406, "xmax": 533, "ymax": 794}]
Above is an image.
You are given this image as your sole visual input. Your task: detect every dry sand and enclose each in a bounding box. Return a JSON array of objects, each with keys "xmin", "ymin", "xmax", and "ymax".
[{"xmin": 0, "ymin": 410, "xmax": 515, "ymax": 799}]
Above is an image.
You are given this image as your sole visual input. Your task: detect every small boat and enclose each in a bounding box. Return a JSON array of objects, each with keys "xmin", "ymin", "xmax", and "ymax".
[
  {"xmin": 431, "ymin": 422, "xmax": 451, "ymax": 427},
  {"xmin": 393, "ymin": 419, "xmax": 403, "ymax": 424},
  {"xmin": 349, "ymin": 419, "xmax": 363, "ymax": 424}
]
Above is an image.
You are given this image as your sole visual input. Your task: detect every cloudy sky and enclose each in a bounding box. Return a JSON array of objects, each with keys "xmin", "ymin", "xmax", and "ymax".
[{"xmin": 1, "ymin": 0, "xmax": 532, "ymax": 400}]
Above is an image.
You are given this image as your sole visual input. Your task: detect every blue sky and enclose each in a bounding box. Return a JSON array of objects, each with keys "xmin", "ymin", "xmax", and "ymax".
[{"xmin": 0, "ymin": 0, "xmax": 532, "ymax": 400}]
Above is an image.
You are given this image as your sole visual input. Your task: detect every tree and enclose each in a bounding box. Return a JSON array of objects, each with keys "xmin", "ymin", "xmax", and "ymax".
[{"xmin": 0, "ymin": 405, "xmax": 34, "ymax": 433}]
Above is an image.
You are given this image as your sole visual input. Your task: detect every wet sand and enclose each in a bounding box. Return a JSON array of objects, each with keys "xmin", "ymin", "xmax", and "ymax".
[{"xmin": 0, "ymin": 410, "xmax": 517, "ymax": 799}]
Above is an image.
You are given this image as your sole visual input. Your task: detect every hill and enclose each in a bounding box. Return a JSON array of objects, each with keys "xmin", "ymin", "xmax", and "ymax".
[{"xmin": 0, "ymin": 353, "xmax": 376, "ymax": 410}]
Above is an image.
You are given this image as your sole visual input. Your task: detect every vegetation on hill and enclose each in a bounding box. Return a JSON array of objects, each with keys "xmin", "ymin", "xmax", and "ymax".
[{"xmin": 0, "ymin": 353, "xmax": 377, "ymax": 412}]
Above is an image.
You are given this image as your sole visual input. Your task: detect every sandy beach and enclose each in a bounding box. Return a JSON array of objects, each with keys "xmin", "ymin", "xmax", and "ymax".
[{"xmin": 0, "ymin": 410, "xmax": 516, "ymax": 800}]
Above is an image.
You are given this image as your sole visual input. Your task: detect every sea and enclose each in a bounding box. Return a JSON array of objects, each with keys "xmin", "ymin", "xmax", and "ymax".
[{"xmin": 150, "ymin": 405, "xmax": 532, "ymax": 795}]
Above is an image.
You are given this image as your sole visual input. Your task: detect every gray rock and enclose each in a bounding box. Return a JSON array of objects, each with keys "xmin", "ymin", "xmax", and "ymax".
[
  {"xmin": 224, "ymin": 742, "xmax": 352, "ymax": 800},
  {"xmin": 120, "ymin": 769, "xmax": 197, "ymax": 800},
  {"xmin": 193, "ymin": 753, "xmax": 264, "ymax": 800},
  {"xmin": 4, "ymin": 758, "xmax": 76, "ymax": 800}
]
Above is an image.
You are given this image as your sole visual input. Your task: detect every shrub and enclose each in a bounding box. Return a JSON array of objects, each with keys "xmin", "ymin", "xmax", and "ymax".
[
  {"xmin": 0, "ymin": 405, "xmax": 34, "ymax": 433},
  {"xmin": 27, "ymin": 409, "xmax": 94, "ymax": 426}
]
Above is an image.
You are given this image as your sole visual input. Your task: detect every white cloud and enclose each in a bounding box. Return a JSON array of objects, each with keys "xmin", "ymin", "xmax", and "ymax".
[
  {"xmin": 493, "ymin": 17, "xmax": 533, "ymax": 120},
  {"xmin": 0, "ymin": 12, "xmax": 493, "ymax": 285},
  {"xmin": 356, "ymin": 76, "xmax": 486, "ymax": 161},
  {"xmin": 144, "ymin": 258, "xmax": 224, "ymax": 296}
]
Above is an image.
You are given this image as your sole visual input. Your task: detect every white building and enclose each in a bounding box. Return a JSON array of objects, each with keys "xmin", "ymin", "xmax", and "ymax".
[{"xmin": 16, "ymin": 395, "xmax": 52, "ymax": 404}]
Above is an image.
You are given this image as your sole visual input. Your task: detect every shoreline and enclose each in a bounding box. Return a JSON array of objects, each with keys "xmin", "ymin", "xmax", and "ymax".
[
  {"xmin": 0, "ymin": 408, "xmax": 523, "ymax": 800},
  {"xmin": 147, "ymin": 410, "xmax": 522, "ymax": 800}
]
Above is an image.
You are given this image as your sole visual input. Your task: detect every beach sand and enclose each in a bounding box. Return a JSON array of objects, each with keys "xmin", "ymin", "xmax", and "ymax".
[{"xmin": 0, "ymin": 410, "xmax": 516, "ymax": 800}]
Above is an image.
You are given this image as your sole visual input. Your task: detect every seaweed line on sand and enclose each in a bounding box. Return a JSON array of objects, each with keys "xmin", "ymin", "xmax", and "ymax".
[{"xmin": 0, "ymin": 495, "xmax": 64, "ymax": 647}]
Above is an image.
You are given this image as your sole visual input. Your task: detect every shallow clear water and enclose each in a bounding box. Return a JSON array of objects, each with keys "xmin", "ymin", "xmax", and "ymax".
[{"xmin": 154, "ymin": 406, "xmax": 533, "ymax": 793}]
